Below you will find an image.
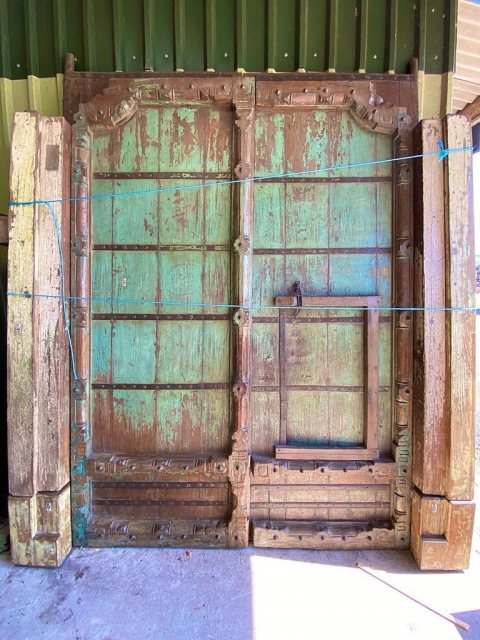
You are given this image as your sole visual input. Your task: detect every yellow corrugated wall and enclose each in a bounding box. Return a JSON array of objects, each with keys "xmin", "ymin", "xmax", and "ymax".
[{"xmin": 0, "ymin": 76, "xmax": 63, "ymax": 211}]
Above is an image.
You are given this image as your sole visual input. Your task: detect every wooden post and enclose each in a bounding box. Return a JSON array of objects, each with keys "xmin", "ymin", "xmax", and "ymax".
[
  {"xmin": 7, "ymin": 113, "xmax": 72, "ymax": 567},
  {"xmin": 411, "ymin": 115, "xmax": 475, "ymax": 570},
  {"xmin": 228, "ymin": 79, "xmax": 255, "ymax": 548}
]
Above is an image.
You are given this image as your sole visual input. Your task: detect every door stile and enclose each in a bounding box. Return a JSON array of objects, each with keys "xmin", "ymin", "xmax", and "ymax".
[
  {"xmin": 392, "ymin": 125, "xmax": 414, "ymax": 548},
  {"xmin": 70, "ymin": 107, "xmax": 93, "ymax": 546},
  {"xmin": 228, "ymin": 80, "xmax": 255, "ymax": 547}
]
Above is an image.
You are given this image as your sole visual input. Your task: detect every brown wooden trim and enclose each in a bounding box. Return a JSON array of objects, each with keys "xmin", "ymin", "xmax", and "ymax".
[
  {"xmin": 227, "ymin": 82, "xmax": 255, "ymax": 548},
  {"xmin": 255, "ymin": 248, "xmax": 390, "ymax": 255},
  {"xmin": 255, "ymin": 176, "xmax": 392, "ymax": 183},
  {"xmin": 87, "ymin": 453, "xmax": 229, "ymax": 481},
  {"xmin": 93, "ymin": 313, "xmax": 230, "ymax": 321},
  {"xmin": 70, "ymin": 106, "xmax": 93, "ymax": 547},
  {"xmin": 87, "ymin": 517, "xmax": 228, "ymax": 547},
  {"xmin": 92, "ymin": 383, "xmax": 230, "ymax": 390},
  {"xmin": 93, "ymin": 244, "xmax": 229, "ymax": 251},
  {"xmin": 94, "ymin": 481, "xmax": 230, "ymax": 489},
  {"xmin": 93, "ymin": 171, "xmax": 231, "ymax": 179},
  {"xmin": 275, "ymin": 447, "xmax": 380, "ymax": 461},
  {"xmin": 251, "ymin": 385, "xmax": 390, "ymax": 393},
  {"xmin": 278, "ymin": 309, "xmax": 287, "ymax": 445},
  {"xmin": 365, "ymin": 308, "xmax": 379, "ymax": 450},
  {"xmin": 252, "ymin": 520, "xmax": 400, "ymax": 550},
  {"xmin": 275, "ymin": 295, "xmax": 382, "ymax": 307},
  {"xmin": 252, "ymin": 315, "xmax": 392, "ymax": 324},
  {"xmin": 392, "ymin": 126, "xmax": 414, "ymax": 548},
  {"xmin": 458, "ymin": 95, "xmax": 480, "ymax": 126}
]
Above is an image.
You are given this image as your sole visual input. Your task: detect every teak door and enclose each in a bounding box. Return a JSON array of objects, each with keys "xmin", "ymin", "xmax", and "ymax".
[
  {"xmin": 9, "ymin": 73, "xmax": 476, "ymax": 567},
  {"xmin": 71, "ymin": 78, "xmax": 254, "ymax": 547},
  {"xmin": 67, "ymin": 76, "xmax": 414, "ymax": 549}
]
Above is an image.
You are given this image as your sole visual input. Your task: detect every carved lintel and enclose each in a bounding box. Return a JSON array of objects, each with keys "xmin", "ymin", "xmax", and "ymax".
[{"xmin": 256, "ymin": 81, "xmax": 408, "ymax": 134}]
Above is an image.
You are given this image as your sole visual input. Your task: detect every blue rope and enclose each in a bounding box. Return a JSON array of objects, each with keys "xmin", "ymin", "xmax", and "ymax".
[
  {"xmin": 5, "ymin": 291, "xmax": 478, "ymax": 313},
  {"xmin": 40, "ymin": 203, "xmax": 78, "ymax": 381},
  {"xmin": 7, "ymin": 144, "xmax": 474, "ymax": 208}
]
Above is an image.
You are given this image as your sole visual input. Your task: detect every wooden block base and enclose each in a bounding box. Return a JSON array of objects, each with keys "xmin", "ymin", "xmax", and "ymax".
[
  {"xmin": 8, "ymin": 485, "xmax": 72, "ymax": 567},
  {"xmin": 410, "ymin": 488, "xmax": 475, "ymax": 570}
]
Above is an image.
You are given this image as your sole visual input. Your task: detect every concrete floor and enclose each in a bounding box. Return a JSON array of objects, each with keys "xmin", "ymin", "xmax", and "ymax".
[
  {"xmin": 1, "ymin": 326, "xmax": 480, "ymax": 640},
  {"xmin": 0, "ymin": 470, "xmax": 479, "ymax": 640}
]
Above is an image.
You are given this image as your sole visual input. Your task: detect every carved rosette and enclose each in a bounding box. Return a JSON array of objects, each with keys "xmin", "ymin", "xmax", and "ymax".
[{"xmin": 392, "ymin": 128, "xmax": 414, "ymax": 547}]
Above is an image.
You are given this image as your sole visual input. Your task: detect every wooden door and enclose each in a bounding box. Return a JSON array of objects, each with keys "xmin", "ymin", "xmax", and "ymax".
[
  {"xmin": 249, "ymin": 81, "xmax": 413, "ymax": 549},
  {"xmin": 71, "ymin": 78, "xmax": 253, "ymax": 547},
  {"xmin": 69, "ymin": 75, "xmax": 413, "ymax": 551}
]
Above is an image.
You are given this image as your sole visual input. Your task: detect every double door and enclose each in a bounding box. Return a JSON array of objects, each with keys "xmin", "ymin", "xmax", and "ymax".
[{"xmin": 70, "ymin": 76, "xmax": 413, "ymax": 549}]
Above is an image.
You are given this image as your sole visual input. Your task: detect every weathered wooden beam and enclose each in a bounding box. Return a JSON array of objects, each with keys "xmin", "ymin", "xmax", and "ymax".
[
  {"xmin": 458, "ymin": 95, "xmax": 480, "ymax": 126},
  {"xmin": 7, "ymin": 112, "xmax": 72, "ymax": 567},
  {"xmin": 410, "ymin": 114, "xmax": 475, "ymax": 570},
  {"xmin": 227, "ymin": 80, "xmax": 255, "ymax": 548},
  {"xmin": 444, "ymin": 115, "xmax": 475, "ymax": 502},
  {"xmin": 9, "ymin": 486, "xmax": 71, "ymax": 567},
  {"xmin": 412, "ymin": 119, "xmax": 447, "ymax": 495},
  {"xmin": 275, "ymin": 447, "xmax": 380, "ymax": 461},
  {"xmin": 7, "ymin": 111, "xmax": 38, "ymax": 497},
  {"xmin": 410, "ymin": 489, "xmax": 475, "ymax": 570}
]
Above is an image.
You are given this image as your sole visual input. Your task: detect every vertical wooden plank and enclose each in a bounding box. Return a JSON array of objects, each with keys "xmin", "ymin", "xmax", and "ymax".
[
  {"xmin": 228, "ymin": 79, "xmax": 255, "ymax": 548},
  {"xmin": 444, "ymin": 115, "xmax": 475, "ymax": 501},
  {"xmin": 412, "ymin": 118, "xmax": 447, "ymax": 495},
  {"xmin": 365, "ymin": 307, "xmax": 378, "ymax": 450},
  {"xmin": 70, "ymin": 105, "xmax": 93, "ymax": 546},
  {"xmin": 392, "ymin": 125, "xmax": 414, "ymax": 548},
  {"xmin": 7, "ymin": 111, "xmax": 38, "ymax": 496},
  {"xmin": 34, "ymin": 117, "xmax": 71, "ymax": 492},
  {"xmin": 278, "ymin": 309, "xmax": 287, "ymax": 444}
]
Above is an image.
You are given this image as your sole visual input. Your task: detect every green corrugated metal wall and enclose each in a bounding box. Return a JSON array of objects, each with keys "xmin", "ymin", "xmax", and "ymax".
[{"xmin": 0, "ymin": 0, "xmax": 457, "ymax": 77}]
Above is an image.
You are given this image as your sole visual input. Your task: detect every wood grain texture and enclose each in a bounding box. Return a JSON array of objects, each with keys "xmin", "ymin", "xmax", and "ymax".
[
  {"xmin": 8, "ymin": 486, "xmax": 72, "ymax": 567},
  {"xmin": 34, "ymin": 117, "xmax": 71, "ymax": 492},
  {"xmin": 444, "ymin": 115, "xmax": 475, "ymax": 501},
  {"xmin": 7, "ymin": 112, "xmax": 38, "ymax": 497},
  {"xmin": 275, "ymin": 447, "xmax": 380, "ymax": 461},
  {"xmin": 412, "ymin": 119, "xmax": 447, "ymax": 495},
  {"xmin": 410, "ymin": 489, "xmax": 475, "ymax": 570}
]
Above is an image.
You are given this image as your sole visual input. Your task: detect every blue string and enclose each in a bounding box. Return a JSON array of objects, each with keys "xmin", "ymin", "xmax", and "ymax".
[
  {"xmin": 5, "ymin": 291, "xmax": 478, "ymax": 313},
  {"xmin": 7, "ymin": 144, "xmax": 474, "ymax": 208},
  {"xmin": 41, "ymin": 203, "xmax": 78, "ymax": 381}
]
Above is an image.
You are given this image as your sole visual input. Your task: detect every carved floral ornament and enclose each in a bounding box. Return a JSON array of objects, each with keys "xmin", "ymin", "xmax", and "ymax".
[{"xmin": 75, "ymin": 77, "xmax": 410, "ymax": 134}]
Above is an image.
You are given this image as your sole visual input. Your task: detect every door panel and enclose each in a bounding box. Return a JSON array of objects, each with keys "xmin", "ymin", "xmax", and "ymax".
[
  {"xmin": 251, "ymin": 108, "xmax": 392, "ymax": 456},
  {"xmin": 71, "ymin": 78, "xmax": 255, "ymax": 547}
]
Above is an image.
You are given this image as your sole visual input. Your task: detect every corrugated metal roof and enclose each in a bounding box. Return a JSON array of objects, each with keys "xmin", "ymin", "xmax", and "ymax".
[
  {"xmin": 0, "ymin": 0, "xmax": 457, "ymax": 78},
  {"xmin": 453, "ymin": 0, "xmax": 480, "ymax": 112}
]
